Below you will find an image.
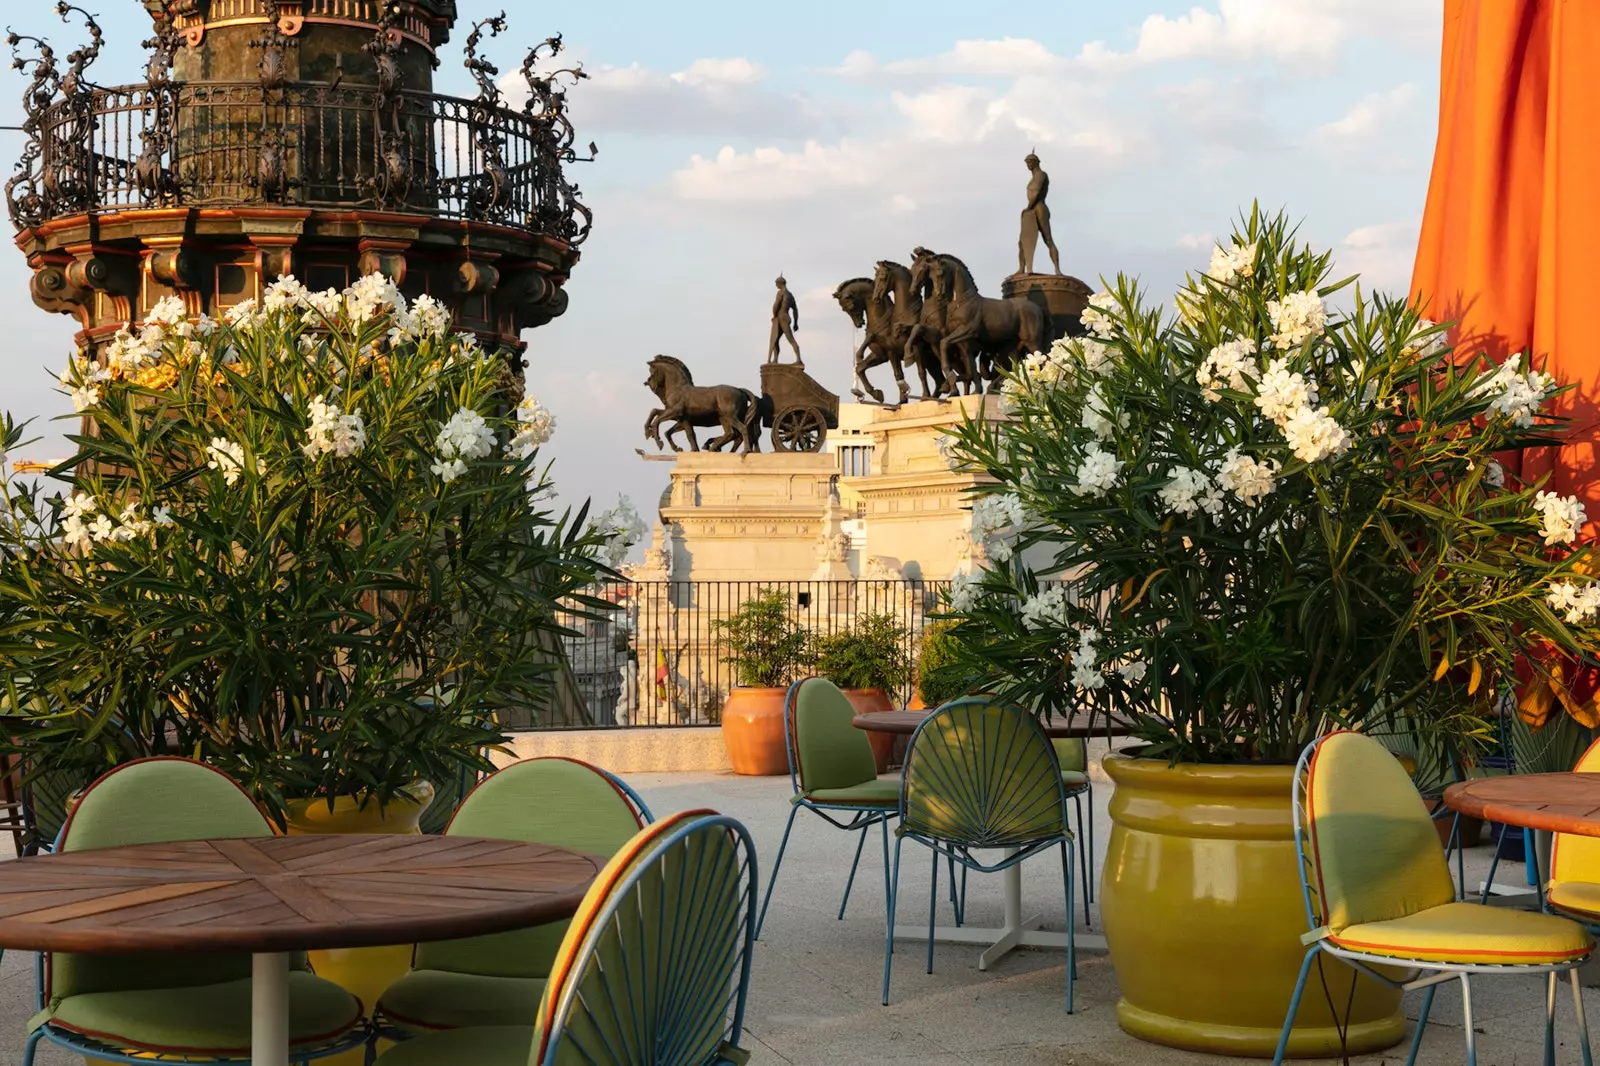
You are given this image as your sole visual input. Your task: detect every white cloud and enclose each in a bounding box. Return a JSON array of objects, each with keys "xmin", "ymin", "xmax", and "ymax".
[
  {"xmin": 1178, "ymin": 232, "xmax": 1215, "ymax": 250},
  {"xmin": 1338, "ymin": 217, "xmax": 1422, "ymax": 293},
  {"xmin": 1317, "ymin": 83, "xmax": 1419, "ymax": 149},
  {"xmin": 671, "ymin": 58, "xmax": 765, "ymax": 87},
  {"xmin": 830, "ymin": 38, "xmax": 1065, "ymax": 79}
]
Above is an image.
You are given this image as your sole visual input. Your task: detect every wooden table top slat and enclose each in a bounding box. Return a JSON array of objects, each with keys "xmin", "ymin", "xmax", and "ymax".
[
  {"xmin": 0, "ymin": 834, "xmax": 603, "ymax": 955},
  {"xmin": 1444, "ymin": 773, "xmax": 1600, "ymax": 837}
]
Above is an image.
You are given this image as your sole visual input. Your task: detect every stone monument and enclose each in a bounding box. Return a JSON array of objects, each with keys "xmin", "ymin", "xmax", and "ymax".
[{"xmin": 1001, "ymin": 151, "xmax": 1093, "ymax": 343}]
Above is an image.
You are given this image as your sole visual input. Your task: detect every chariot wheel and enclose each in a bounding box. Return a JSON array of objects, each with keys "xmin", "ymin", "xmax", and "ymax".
[{"xmin": 771, "ymin": 406, "xmax": 828, "ymax": 452}]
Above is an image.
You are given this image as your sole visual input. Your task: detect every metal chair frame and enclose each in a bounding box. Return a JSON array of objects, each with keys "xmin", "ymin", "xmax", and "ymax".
[
  {"xmin": 755, "ymin": 679, "xmax": 896, "ymax": 940},
  {"xmin": 537, "ymin": 813, "xmax": 759, "ymax": 1066},
  {"xmin": 1275, "ymin": 733, "xmax": 1594, "ymax": 1066},
  {"xmin": 881, "ymin": 699, "xmax": 1076, "ymax": 1010}
]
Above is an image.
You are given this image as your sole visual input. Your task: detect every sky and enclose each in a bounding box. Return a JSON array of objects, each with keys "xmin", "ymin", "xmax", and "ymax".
[{"xmin": 0, "ymin": 0, "xmax": 1446, "ymax": 540}]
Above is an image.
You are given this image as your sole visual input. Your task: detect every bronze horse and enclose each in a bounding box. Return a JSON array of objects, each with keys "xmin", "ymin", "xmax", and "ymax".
[
  {"xmin": 873, "ymin": 258, "xmax": 952, "ymax": 400},
  {"xmin": 907, "ymin": 249, "xmax": 986, "ymax": 394},
  {"xmin": 832, "ymin": 277, "xmax": 910, "ymax": 406},
  {"xmin": 931, "ymin": 253, "xmax": 1049, "ymax": 393},
  {"xmin": 644, "ymin": 355, "xmax": 760, "ymax": 453}
]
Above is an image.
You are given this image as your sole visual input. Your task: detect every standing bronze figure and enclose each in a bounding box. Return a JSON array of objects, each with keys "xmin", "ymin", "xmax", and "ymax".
[
  {"xmin": 767, "ymin": 275, "xmax": 802, "ymax": 365},
  {"xmin": 1018, "ymin": 152, "xmax": 1062, "ymax": 276}
]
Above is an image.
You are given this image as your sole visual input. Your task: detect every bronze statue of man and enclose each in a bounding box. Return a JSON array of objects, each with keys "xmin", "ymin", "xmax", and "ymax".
[
  {"xmin": 1018, "ymin": 152, "xmax": 1062, "ymax": 276},
  {"xmin": 768, "ymin": 275, "xmax": 802, "ymax": 364}
]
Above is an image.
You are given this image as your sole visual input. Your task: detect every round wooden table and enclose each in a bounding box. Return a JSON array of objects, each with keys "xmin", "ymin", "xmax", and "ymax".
[
  {"xmin": 852, "ymin": 708, "xmax": 1134, "ymax": 738},
  {"xmin": 853, "ymin": 709, "xmax": 1132, "ymax": 967},
  {"xmin": 1444, "ymin": 773, "xmax": 1600, "ymax": 837},
  {"xmin": 0, "ymin": 834, "xmax": 604, "ymax": 1066}
]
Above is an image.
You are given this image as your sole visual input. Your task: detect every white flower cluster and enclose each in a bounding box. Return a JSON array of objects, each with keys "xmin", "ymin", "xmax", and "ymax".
[
  {"xmin": 1470, "ymin": 354, "xmax": 1555, "ymax": 428},
  {"xmin": 1070, "ymin": 627, "xmax": 1102, "ymax": 691},
  {"xmin": 1535, "ymin": 491, "xmax": 1586, "ymax": 546},
  {"xmin": 1266, "ymin": 291, "xmax": 1328, "ymax": 350},
  {"xmin": 1401, "ymin": 319, "xmax": 1451, "ymax": 360},
  {"xmin": 1254, "ymin": 357, "xmax": 1350, "ymax": 463},
  {"xmin": 346, "ymin": 273, "xmax": 407, "ymax": 325},
  {"xmin": 1070, "ymin": 442, "xmax": 1122, "ymax": 497},
  {"xmin": 1197, "ymin": 338, "xmax": 1258, "ymax": 401},
  {"xmin": 508, "ymin": 394, "xmax": 556, "ymax": 459},
  {"xmin": 1001, "ymin": 338, "xmax": 1095, "ymax": 413},
  {"xmin": 59, "ymin": 493, "xmax": 168, "ymax": 550},
  {"xmin": 1080, "ymin": 292, "xmax": 1117, "ymax": 339},
  {"xmin": 1216, "ymin": 447, "xmax": 1279, "ymax": 506},
  {"xmin": 63, "ymin": 354, "xmax": 113, "ymax": 411},
  {"xmin": 594, "ymin": 496, "xmax": 647, "ymax": 568},
  {"xmin": 432, "ymin": 407, "xmax": 496, "ymax": 483},
  {"xmin": 1254, "ymin": 358, "xmax": 1317, "ymax": 423},
  {"xmin": 936, "ymin": 432, "xmax": 962, "ymax": 471},
  {"xmin": 1547, "ymin": 579, "xmax": 1600, "ymax": 625},
  {"xmin": 947, "ymin": 567, "xmax": 980, "ymax": 613},
  {"xmin": 970, "ymin": 492, "xmax": 1027, "ymax": 561},
  {"xmin": 1205, "ymin": 241, "xmax": 1258, "ymax": 285},
  {"xmin": 1020, "ymin": 583, "xmax": 1071, "ymax": 630},
  {"xmin": 206, "ymin": 438, "xmax": 262, "ymax": 486},
  {"xmin": 394, "ymin": 294, "xmax": 453, "ymax": 342},
  {"xmin": 224, "ymin": 298, "xmax": 265, "ymax": 332},
  {"xmin": 264, "ymin": 276, "xmax": 309, "ymax": 316},
  {"xmin": 302, "ymin": 395, "xmax": 367, "ymax": 459},
  {"xmin": 1081, "ymin": 384, "xmax": 1128, "ymax": 441},
  {"xmin": 1159, "ymin": 466, "xmax": 1224, "ymax": 518},
  {"xmin": 1118, "ymin": 659, "xmax": 1148, "ymax": 683}
]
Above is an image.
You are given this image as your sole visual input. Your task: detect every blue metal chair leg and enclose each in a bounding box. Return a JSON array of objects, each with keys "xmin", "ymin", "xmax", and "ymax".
[
  {"xmin": 882, "ymin": 835, "xmax": 905, "ymax": 1005},
  {"xmin": 838, "ymin": 815, "xmax": 871, "ymax": 920},
  {"xmin": 755, "ymin": 803, "xmax": 801, "ymax": 939},
  {"xmin": 927, "ymin": 846, "xmax": 939, "ymax": 975},
  {"xmin": 1271, "ymin": 947, "xmax": 1319, "ymax": 1065},
  {"xmin": 1073, "ymin": 794, "xmax": 1091, "ymax": 927},
  {"xmin": 1445, "ymin": 811, "xmax": 1464, "ymax": 900},
  {"xmin": 1481, "ymin": 821, "xmax": 1510, "ymax": 904},
  {"xmin": 21, "ymin": 1030, "xmax": 41, "ymax": 1066},
  {"xmin": 1461, "ymin": 973, "xmax": 1477, "ymax": 1066},
  {"xmin": 1062, "ymin": 839, "xmax": 1076, "ymax": 1010},
  {"xmin": 1405, "ymin": 982, "xmax": 1437, "ymax": 1066},
  {"xmin": 881, "ymin": 816, "xmax": 895, "ymax": 955},
  {"xmin": 1574, "ymin": 966, "xmax": 1596, "ymax": 1066}
]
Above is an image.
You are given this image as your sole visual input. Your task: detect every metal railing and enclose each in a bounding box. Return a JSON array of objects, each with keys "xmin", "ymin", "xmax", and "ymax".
[
  {"xmin": 555, "ymin": 580, "xmax": 952, "ymax": 730},
  {"xmin": 13, "ymin": 80, "xmax": 590, "ymax": 241}
]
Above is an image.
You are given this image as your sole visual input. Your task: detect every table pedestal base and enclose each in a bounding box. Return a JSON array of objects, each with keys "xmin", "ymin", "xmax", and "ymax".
[{"xmin": 253, "ymin": 952, "xmax": 290, "ymax": 1066}]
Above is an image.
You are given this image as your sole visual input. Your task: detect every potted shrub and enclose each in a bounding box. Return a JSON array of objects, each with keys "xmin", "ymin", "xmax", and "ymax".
[
  {"xmin": 0, "ymin": 277, "xmax": 614, "ymax": 826},
  {"xmin": 938, "ymin": 208, "xmax": 1600, "ymax": 1057},
  {"xmin": 812, "ymin": 612, "xmax": 911, "ymax": 772},
  {"xmin": 913, "ymin": 620, "xmax": 969, "ymax": 710},
  {"xmin": 713, "ymin": 588, "xmax": 810, "ymax": 775}
]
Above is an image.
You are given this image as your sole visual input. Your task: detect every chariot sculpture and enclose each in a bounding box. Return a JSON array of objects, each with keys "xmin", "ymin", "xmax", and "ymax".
[{"xmin": 644, "ymin": 356, "xmax": 839, "ymax": 454}]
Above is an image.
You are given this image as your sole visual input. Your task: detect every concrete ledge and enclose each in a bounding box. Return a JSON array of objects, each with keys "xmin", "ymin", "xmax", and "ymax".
[{"xmin": 497, "ymin": 727, "xmax": 733, "ymax": 774}]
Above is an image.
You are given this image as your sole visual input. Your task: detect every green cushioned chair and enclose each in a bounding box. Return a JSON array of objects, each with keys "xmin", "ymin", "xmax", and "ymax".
[
  {"xmin": 883, "ymin": 698, "xmax": 1077, "ymax": 1010},
  {"xmin": 22, "ymin": 757, "xmax": 366, "ymax": 1066},
  {"xmin": 1051, "ymin": 737, "xmax": 1095, "ymax": 924},
  {"xmin": 754, "ymin": 678, "xmax": 900, "ymax": 940},
  {"xmin": 373, "ymin": 810, "xmax": 757, "ymax": 1066},
  {"xmin": 373, "ymin": 757, "xmax": 652, "ymax": 1040}
]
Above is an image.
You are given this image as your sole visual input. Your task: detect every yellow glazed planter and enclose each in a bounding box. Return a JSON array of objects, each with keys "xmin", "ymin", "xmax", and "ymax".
[
  {"xmin": 286, "ymin": 782, "xmax": 435, "ymax": 1066},
  {"xmin": 1101, "ymin": 754, "xmax": 1405, "ymax": 1058}
]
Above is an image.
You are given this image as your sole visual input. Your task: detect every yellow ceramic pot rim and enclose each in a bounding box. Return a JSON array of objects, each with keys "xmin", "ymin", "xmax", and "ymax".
[{"xmin": 1102, "ymin": 751, "xmax": 1296, "ymax": 798}]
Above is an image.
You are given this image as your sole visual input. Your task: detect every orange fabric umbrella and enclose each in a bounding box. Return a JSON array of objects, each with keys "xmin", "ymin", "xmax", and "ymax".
[{"xmin": 1411, "ymin": 0, "xmax": 1600, "ymax": 727}]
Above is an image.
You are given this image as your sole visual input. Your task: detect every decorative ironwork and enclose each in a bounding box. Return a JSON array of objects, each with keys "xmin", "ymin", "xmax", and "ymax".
[
  {"xmin": 520, "ymin": 35, "xmax": 594, "ymax": 245},
  {"xmin": 6, "ymin": 10, "xmax": 595, "ymax": 244}
]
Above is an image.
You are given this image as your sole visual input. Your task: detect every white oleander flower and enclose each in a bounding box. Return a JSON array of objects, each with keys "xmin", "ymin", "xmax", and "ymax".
[
  {"xmin": 1081, "ymin": 384, "xmax": 1128, "ymax": 441},
  {"xmin": 152, "ymin": 505, "xmax": 173, "ymax": 526},
  {"xmin": 1266, "ymin": 290, "xmax": 1327, "ymax": 350},
  {"xmin": 1070, "ymin": 442, "xmax": 1123, "ymax": 497},
  {"xmin": 206, "ymin": 437, "xmax": 249, "ymax": 486},
  {"xmin": 430, "ymin": 457, "xmax": 468, "ymax": 483},
  {"xmin": 1217, "ymin": 447, "xmax": 1279, "ymax": 506},
  {"xmin": 1205, "ymin": 240, "xmax": 1258, "ymax": 284},
  {"xmin": 508, "ymin": 395, "xmax": 556, "ymax": 458},
  {"xmin": 303, "ymin": 288, "xmax": 344, "ymax": 323},
  {"xmin": 62, "ymin": 492, "xmax": 97, "ymax": 522},
  {"xmin": 113, "ymin": 502, "xmax": 150, "ymax": 542},
  {"xmin": 1197, "ymin": 338, "xmax": 1259, "ymax": 401},
  {"xmin": 70, "ymin": 384, "xmax": 101, "ymax": 412},
  {"xmin": 970, "ymin": 493, "xmax": 1027, "ymax": 541},
  {"xmin": 1118, "ymin": 660, "xmax": 1148, "ymax": 683},
  {"xmin": 947, "ymin": 568, "xmax": 980, "ymax": 613},
  {"xmin": 1020, "ymin": 584, "xmax": 1072, "ymax": 630},
  {"xmin": 1081, "ymin": 292, "xmax": 1117, "ymax": 339},
  {"xmin": 1280, "ymin": 405, "xmax": 1351, "ymax": 463},
  {"xmin": 302, "ymin": 395, "xmax": 367, "ymax": 459},
  {"xmin": 1070, "ymin": 627, "xmax": 1104, "ymax": 691},
  {"xmin": 104, "ymin": 328, "xmax": 155, "ymax": 374},
  {"xmin": 1485, "ymin": 460, "xmax": 1505, "ymax": 489},
  {"xmin": 146, "ymin": 295, "xmax": 187, "ymax": 330},
  {"xmin": 1255, "ymin": 358, "xmax": 1318, "ymax": 424},
  {"xmin": 1160, "ymin": 466, "xmax": 1223, "ymax": 517},
  {"xmin": 263, "ymin": 275, "xmax": 309, "ymax": 316},
  {"xmin": 88, "ymin": 512, "xmax": 114, "ymax": 543},
  {"xmin": 1470, "ymin": 353, "xmax": 1556, "ymax": 428},
  {"xmin": 1535, "ymin": 491, "xmax": 1585, "ymax": 546},
  {"xmin": 434, "ymin": 408, "xmax": 496, "ymax": 480},
  {"xmin": 223, "ymin": 299, "xmax": 264, "ymax": 331},
  {"xmin": 346, "ymin": 273, "xmax": 407, "ymax": 325},
  {"xmin": 61, "ymin": 515, "xmax": 90, "ymax": 549},
  {"xmin": 1547, "ymin": 580, "xmax": 1600, "ymax": 625},
  {"xmin": 1401, "ymin": 319, "xmax": 1450, "ymax": 360},
  {"xmin": 403, "ymin": 294, "xmax": 453, "ymax": 341}
]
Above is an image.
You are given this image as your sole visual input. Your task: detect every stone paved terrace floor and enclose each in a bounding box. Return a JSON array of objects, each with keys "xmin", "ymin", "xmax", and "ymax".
[{"xmin": 3, "ymin": 746, "xmax": 1597, "ymax": 1065}]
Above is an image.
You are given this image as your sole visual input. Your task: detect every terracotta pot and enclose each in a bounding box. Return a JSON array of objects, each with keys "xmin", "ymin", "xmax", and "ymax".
[
  {"xmin": 840, "ymin": 688, "xmax": 897, "ymax": 773},
  {"xmin": 286, "ymin": 782, "xmax": 435, "ymax": 1066},
  {"xmin": 720, "ymin": 688, "xmax": 791, "ymax": 776},
  {"xmin": 1101, "ymin": 755, "xmax": 1404, "ymax": 1058},
  {"xmin": 907, "ymin": 691, "xmax": 927, "ymax": 711}
]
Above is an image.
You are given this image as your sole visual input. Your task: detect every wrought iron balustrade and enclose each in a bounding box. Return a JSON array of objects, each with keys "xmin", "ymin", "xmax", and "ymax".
[{"xmin": 11, "ymin": 79, "xmax": 591, "ymax": 242}]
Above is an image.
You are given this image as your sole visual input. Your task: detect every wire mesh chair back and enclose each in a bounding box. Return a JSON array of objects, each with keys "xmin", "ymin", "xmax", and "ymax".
[
  {"xmin": 23, "ymin": 762, "xmax": 111, "ymax": 854},
  {"xmin": 535, "ymin": 811, "xmax": 757, "ymax": 1066},
  {"xmin": 900, "ymin": 698, "xmax": 1069, "ymax": 848}
]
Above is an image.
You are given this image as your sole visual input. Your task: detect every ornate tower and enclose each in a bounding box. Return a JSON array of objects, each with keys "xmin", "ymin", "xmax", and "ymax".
[{"xmin": 7, "ymin": 1, "xmax": 592, "ymax": 385}]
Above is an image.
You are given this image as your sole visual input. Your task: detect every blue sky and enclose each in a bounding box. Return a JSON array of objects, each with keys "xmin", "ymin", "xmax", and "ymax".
[{"xmin": 0, "ymin": 0, "xmax": 1444, "ymax": 528}]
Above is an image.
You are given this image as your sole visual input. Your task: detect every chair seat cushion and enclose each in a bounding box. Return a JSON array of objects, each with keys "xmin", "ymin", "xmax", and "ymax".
[
  {"xmin": 37, "ymin": 971, "xmax": 361, "ymax": 1056},
  {"xmin": 379, "ymin": 968, "xmax": 546, "ymax": 1033},
  {"xmin": 1548, "ymin": 880, "xmax": 1600, "ymax": 922},
  {"xmin": 1060, "ymin": 770, "xmax": 1089, "ymax": 791},
  {"xmin": 1329, "ymin": 901, "xmax": 1593, "ymax": 966},
  {"xmin": 376, "ymin": 1024, "xmax": 535, "ymax": 1066},
  {"xmin": 800, "ymin": 777, "xmax": 900, "ymax": 808}
]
